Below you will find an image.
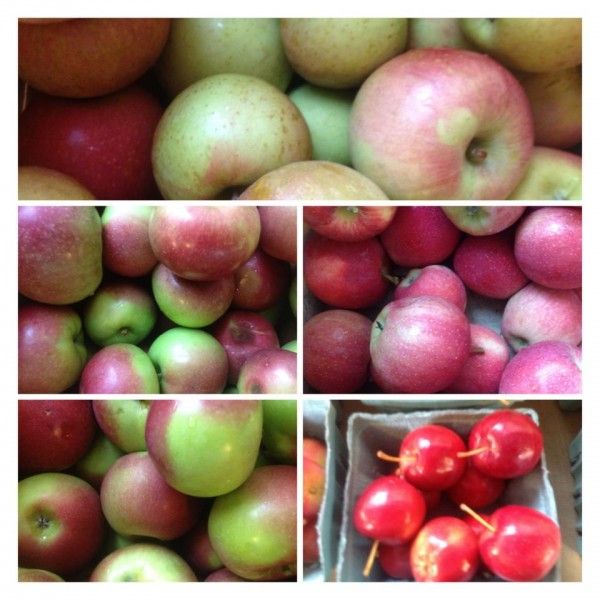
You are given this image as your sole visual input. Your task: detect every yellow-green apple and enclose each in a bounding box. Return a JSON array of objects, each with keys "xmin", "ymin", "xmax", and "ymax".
[
  {"xmin": 370, "ymin": 297, "xmax": 471, "ymax": 393},
  {"xmin": 19, "ymin": 18, "xmax": 170, "ymax": 98},
  {"xmin": 101, "ymin": 206, "xmax": 157, "ymax": 277},
  {"xmin": 442, "ymin": 206, "xmax": 526, "ymax": 236},
  {"xmin": 499, "ymin": 341, "xmax": 581, "ymax": 394},
  {"xmin": 156, "ymin": 18, "xmax": 292, "ymax": 97},
  {"xmin": 18, "ymin": 166, "xmax": 95, "ymax": 199},
  {"xmin": 18, "ymin": 473, "xmax": 105, "ymax": 576},
  {"xmin": 280, "ymin": 18, "xmax": 407, "ymax": 88},
  {"xmin": 514, "ymin": 207, "xmax": 581, "ymax": 289},
  {"xmin": 152, "ymin": 74, "xmax": 310, "ymax": 199},
  {"xmin": 19, "ymin": 86, "xmax": 163, "ymax": 199},
  {"xmin": 152, "ymin": 263, "xmax": 234, "ymax": 328},
  {"xmin": 380, "ymin": 207, "xmax": 461, "ymax": 267},
  {"xmin": 90, "ymin": 544, "xmax": 197, "ymax": 582},
  {"xmin": 394, "ymin": 265, "xmax": 467, "ymax": 310},
  {"xmin": 517, "ymin": 67, "xmax": 581, "ymax": 149},
  {"xmin": 408, "ymin": 18, "xmax": 475, "ymax": 50},
  {"xmin": 83, "ymin": 281, "xmax": 157, "ymax": 346},
  {"xmin": 145, "ymin": 399, "xmax": 262, "ymax": 497},
  {"xmin": 180, "ymin": 519, "xmax": 224, "ymax": 577},
  {"xmin": 79, "ymin": 344, "xmax": 159, "ymax": 394},
  {"xmin": 501, "ymin": 284, "xmax": 581, "ymax": 351},
  {"xmin": 19, "ymin": 205, "xmax": 102, "ymax": 305},
  {"xmin": 237, "ymin": 349, "xmax": 297, "ymax": 394},
  {"xmin": 304, "ymin": 309, "xmax": 372, "ymax": 393},
  {"xmin": 258, "ymin": 206, "xmax": 297, "ymax": 264},
  {"xmin": 508, "ymin": 147, "xmax": 582, "ymax": 200},
  {"xmin": 212, "ymin": 311, "xmax": 279, "ymax": 384},
  {"xmin": 101, "ymin": 451, "xmax": 199, "ymax": 540},
  {"xmin": 19, "ymin": 400, "xmax": 95, "ymax": 474},
  {"xmin": 452, "ymin": 231, "xmax": 528, "ymax": 299},
  {"xmin": 18, "ymin": 568, "xmax": 64, "ymax": 582},
  {"xmin": 74, "ymin": 433, "xmax": 123, "ymax": 490},
  {"xmin": 149, "ymin": 206, "xmax": 261, "ymax": 281},
  {"xmin": 204, "ymin": 568, "xmax": 249, "ymax": 581},
  {"xmin": 18, "ymin": 303, "xmax": 87, "ymax": 393},
  {"xmin": 239, "ymin": 160, "xmax": 388, "ymax": 200},
  {"xmin": 208, "ymin": 465, "xmax": 297, "ymax": 580},
  {"xmin": 261, "ymin": 400, "xmax": 297, "ymax": 464},
  {"xmin": 350, "ymin": 48, "xmax": 534, "ymax": 199},
  {"xmin": 446, "ymin": 324, "xmax": 510, "ymax": 393},
  {"xmin": 460, "ymin": 18, "xmax": 581, "ymax": 73},
  {"xmin": 289, "ymin": 84, "xmax": 354, "ymax": 164},
  {"xmin": 92, "ymin": 400, "xmax": 151, "ymax": 453},
  {"xmin": 148, "ymin": 328, "xmax": 228, "ymax": 393},
  {"xmin": 303, "ymin": 457, "xmax": 325, "ymax": 521},
  {"xmin": 304, "ymin": 233, "xmax": 390, "ymax": 309},
  {"xmin": 304, "ymin": 206, "xmax": 396, "ymax": 242}
]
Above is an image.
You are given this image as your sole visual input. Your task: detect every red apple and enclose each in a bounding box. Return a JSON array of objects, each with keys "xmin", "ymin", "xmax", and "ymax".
[
  {"xmin": 442, "ymin": 206, "xmax": 526, "ymax": 236},
  {"xmin": 181, "ymin": 520, "xmax": 224, "ymax": 576},
  {"xmin": 303, "ymin": 438, "xmax": 327, "ymax": 468},
  {"xmin": 303, "ymin": 457, "xmax": 325, "ymax": 520},
  {"xmin": 447, "ymin": 461, "xmax": 505, "ymax": 508},
  {"xmin": 378, "ymin": 543, "xmax": 412, "ymax": 580},
  {"xmin": 237, "ymin": 348, "xmax": 297, "ymax": 394},
  {"xmin": 258, "ymin": 206, "xmax": 297, "ymax": 264},
  {"xmin": 304, "ymin": 206, "xmax": 396, "ymax": 242},
  {"xmin": 303, "ymin": 520, "xmax": 320, "ymax": 565}
]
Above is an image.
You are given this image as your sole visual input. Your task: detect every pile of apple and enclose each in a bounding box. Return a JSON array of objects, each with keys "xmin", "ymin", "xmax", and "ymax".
[
  {"xmin": 18, "ymin": 18, "xmax": 581, "ymax": 200},
  {"xmin": 352, "ymin": 409, "xmax": 561, "ymax": 582},
  {"xmin": 304, "ymin": 205, "xmax": 581, "ymax": 394},
  {"xmin": 303, "ymin": 437, "xmax": 328, "ymax": 567},
  {"xmin": 18, "ymin": 205, "xmax": 297, "ymax": 394},
  {"xmin": 18, "ymin": 399, "xmax": 297, "ymax": 582}
]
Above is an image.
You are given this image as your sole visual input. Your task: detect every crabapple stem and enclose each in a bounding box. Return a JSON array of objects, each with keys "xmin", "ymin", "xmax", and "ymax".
[
  {"xmin": 470, "ymin": 345, "xmax": 486, "ymax": 355},
  {"xmin": 363, "ymin": 539, "xmax": 380, "ymax": 578},
  {"xmin": 376, "ymin": 450, "xmax": 415, "ymax": 464},
  {"xmin": 459, "ymin": 503, "xmax": 496, "ymax": 533},
  {"xmin": 456, "ymin": 446, "xmax": 488, "ymax": 458}
]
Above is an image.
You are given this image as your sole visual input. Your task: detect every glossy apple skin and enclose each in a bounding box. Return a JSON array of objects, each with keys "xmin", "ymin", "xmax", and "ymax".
[
  {"xmin": 442, "ymin": 206, "xmax": 526, "ymax": 236},
  {"xmin": 462, "ymin": 513, "xmax": 492, "ymax": 539},
  {"xmin": 79, "ymin": 344, "xmax": 159, "ymax": 394},
  {"xmin": 304, "ymin": 206, "xmax": 396, "ymax": 242},
  {"xmin": 18, "ymin": 165, "xmax": 95, "ymax": 200},
  {"xmin": 90, "ymin": 544, "xmax": 197, "ymax": 582},
  {"xmin": 370, "ymin": 297, "xmax": 471, "ymax": 393},
  {"xmin": 380, "ymin": 207, "xmax": 461, "ymax": 267},
  {"xmin": 305, "ymin": 234, "xmax": 389, "ymax": 309},
  {"xmin": 148, "ymin": 328, "xmax": 228, "ymax": 394},
  {"xmin": 447, "ymin": 461, "xmax": 505, "ymax": 508},
  {"xmin": 237, "ymin": 348, "xmax": 297, "ymax": 394},
  {"xmin": 18, "ymin": 568, "xmax": 64, "ymax": 582},
  {"xmin": 19, "ymin": 400, "xmax": 95, "ymax": 474},
  {"xmin": 499, "ymin": 341, "xmax": 581, "ymax": 394},
  {"xmin": 453, "ymin": 231, "xmax": 528, "ymax": 299},
  {"xmin": 261, "ymin": 400, "xmax": 297, "ymax": 464},
  {"xmin": 74, "ymin": 433, "xmax": 123, "ymax": 490},
  {"xmin": 19, "ymin": 473, "xmax": 105, "ymax": 576},
  {"xmin": 101, "ymin": 452, "xmax": 199, "ymax": 540},
  {"xmin": 181, "ymin": 520, "xmax": 224, "ymax": 576},
  {"xmin": 378, "ymin": 543, "xmax": 412, "ymax": 580},
  {"xmin": 399, "ymin": 425, "xmax": 467, "ymax": 491},
  {"xmin": 149, "ymin": 206, "xmax": 260, "ymax": 281},
  {"xmin": 19, "ymin": 206, "xmax": 102, "ymax": 305},
  {"xmin": 394, "ymin": 265, "xmax": 467, "ymax": 310},
  {"xmin": 19, "ymin": 18, "xmax": 169, "ymax": 98},
  {"xmin": 146, "ymin": 399, "xmax": 262, "ymax": 497},
  {"xmin": 479, "ymin": 506, "xmax": 561, "ymax": 581},
  {"xmin": 92, "ymin": 400, "xmax": 150, "ymax": 453},
  {"xmin": 468, "ymin": 410, "xmax": 543, "ymax": 479},
  {"xmin": 410, "ymin": 516, "xmax": 479, "ymax": 582},
  {"xmin": 446, "ymin": 324, "xmax": 510, "ymax": 394},
  {"xmin": 514, "ymin": 207, "xmax": 581, "ymax": 290},
  {"xmin": 258, "ymin": 206, "xmax": 297, "ymax": 264},
  {"xmin": 208, "ymin": 465, "xmax": 297, "ymax": 581},
  {"xmin": 19, "ymin": 303, "xmax": 87, "ymax": 393},
  {"xmin": 353, "ymin": 475, "xmax": 426, "ymax": 544},
  {"xmin": 102, "ymin": 206, "xmax": 157, "ymax": 277},
  {"xmin": 350, "ymin": 49, "xmax": 534, "ymax": 199},
  {"xmin": 501, "ymin": 283, "xmax": 581, "ymax": 351},
  {"xmin": 19, "ymin": 87, "xmax": 163, "ymax": 199},
  {"xmin": 303, "ymin": 457, "xmax": 325, "ymax": 520}
]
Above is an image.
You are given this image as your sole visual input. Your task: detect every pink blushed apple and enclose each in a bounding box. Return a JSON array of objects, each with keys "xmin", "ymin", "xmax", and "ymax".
[
  {"xmin": 92, "ymin": 400, "xmax": 151, "ymax": 453},
  {"xmin": 258, "ymin": 206, "xmax": 297, "ymax": 264},
  {"xmin": 237, "ymin": 348, "xmax": 297, "ymax": 394}
]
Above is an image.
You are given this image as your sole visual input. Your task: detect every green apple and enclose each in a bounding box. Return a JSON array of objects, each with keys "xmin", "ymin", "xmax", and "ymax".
[
  {"xmin": 18, "ymin": 166, "xmax": 95, "ymax": 200},
  {"xmin": 261, "ymin": 400, "xmax": 297, "ymax": 464},
  {"xmin": 408, "ymin": 18, "xmax": 475, "ymax": 49},
  {"xmin": 18, "ymin": 567, "xmax": 64, "ymax": 581},
  {"xmin": 92, "ymin": 400, "xmax": 151, "ymax": 453},
  {"xmin": 75, "ymin": 433, "xmax": 123, "ymax": 489},
  {"xmin": 282, "ymin": 340, "xmax": 297, "ymax": 353}
]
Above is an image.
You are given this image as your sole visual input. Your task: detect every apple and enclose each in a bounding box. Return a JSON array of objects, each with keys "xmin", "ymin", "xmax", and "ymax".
[
  {"xmin": 514, "ymin": 207, "xmax": 582, "ymax": 289},
  {"xmin": 101, "ymin": 206, "xmax": 157, "ymax": 277},
  {"xmin": 19, "ymin": 473, "xmax": 105, "ymax": 575},
  {"xmin": 74, "ymin": 433, "xmax": 123, "ymax": 490},
  {"xmin": 79, "ymin": 344, "xmax": 159, "ymax": 394},
  {"xmin": 152, "ymin": 73, "xmax": 310, "ymax": 199},
  {"xmin": 408, "ymin": 18, "xmax": 475, "ymax": 50},
  {"xmin": 280, "ymin": 18, "xmax": 408, "ymax": 88},
  {"xmin": 152, "ymin": 263, "xmax": 235, "ymax": 328},
  {"xmin": 303, "ymin": 457, "xmax": 325, "ymax": 520},
  {"xmin": 19, "ymin": 18, "xmax": 169, "ymax": 97},
  {"xmin": 447, "ymin": 462, "xmax": 505, "ymax": 509},
  {"xmin": 460, "ymin": 18, "xmax": 581, "ymax": 73},
  {"xmin": 18, "ymin": 165, "xmax": 95, "ymax": 199},
  {"xmin": 148, "ymin": 328, "xmax": 228, "ymax": 394},
  {"xmin": 303, "ymin": 520, "xmax": 320, "ymax": 565},
  {"xmin": 380, "ymin": 207, "xmax": 461, "ymax": 267},
  {"xmin": 350, "ymin": 48, "xmax": 534, "ymax": 199},
  {"xmin": 499, "ymin": 341, "xmax": 581, "ymax": 394},
  {"xmin": 237, "ymin": 348, "xmax": 297, "ymax": 394},
  {"xmin": 19, "ymin": 86, "xmax": 163, "ymax": 199},
  {"xmin": 282, "ymin": 340, "xmax": 297, "ymax": 352},
  {"xmin": 18, "ymin": 568, "xmax": 64, "ymax": 582},
  {"xmin": 304, "ymin": 309, "xmax": 372, "ymax": 393},
  {"xmin": 377, "ymin": 543, "xmax": 412, "ymax": 580},
  {"xmin": 258, "ymin": 206, "xmax": 297, "ymax": 264},
  {"xmin": 303, "ymin": 438, "xmax": 327, "ymax": 469},
  {"xmin": 442, "ymin": 206, "xmax": 526, "ymax": 236},
  {"xmin": 19, "ymin": 303, "xmax": 87, "ymax": 393},
  {"xmin": 261, "ymin": 400, "xmax": 297, "ymax": 464},
  {"xmin": 92, "ymin": 400, "xmax": 151, "ymax": 453},
  {"xmin": 370, "ymin": 297, "xmax": 471, "ymax": 393},
  {"xmin": 239, "ymin": 160, "xmax": 389, "ymax": 200},
  {"xmin": 181, "ymin": 520, "xmax": 224, "ymax": 577},
  {"xmin": 304, "ymin": 206, "xmax": 396, "ymax": 242},
  {"xmin": 90, "ymin": 544, "xmax": 197, "ymax": 582},
  {"xmin": 19, "ymin": 205, "xmax": 102, "ymax": 305},
  {"xmin": 149, "ymin": 206, "xmax": 261, "ymax": 281}
]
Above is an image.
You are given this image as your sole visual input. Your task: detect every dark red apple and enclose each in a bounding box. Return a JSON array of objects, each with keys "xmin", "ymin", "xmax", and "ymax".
[
  {"xmin": 303, "ymin": 520, "xmax": 320, "ymax": 565},
  {"xmin": 258, "ymin": 206, "xmax": 297, "ymax": 264},
  {"xmin": 303, "ymin": 206, "xmax": 396, "ymax": 241},
  {"xmin": 447, "ymin": 461, "xmax": 505, "ymax": 508},
  {"xmin": 378, "ymin": 543, "xmax": 412, "ymax": 580}
]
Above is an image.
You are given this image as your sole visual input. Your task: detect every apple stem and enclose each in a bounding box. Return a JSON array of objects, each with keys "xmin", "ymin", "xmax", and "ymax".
[
  {"xmin": 381, "ymin": 270, "xmax": 399, "ymax": 286},
  {"xmin": 456, "ymin": 447, "xmax": 488, "ymax": 458},
  {"xmin": 363, "ymin": 539, "xmax": 380, "ymax": 578},
  {"xmin": 459, "ymin": 504, "xmax": 496, "ymax": 533},
  {"xmin": 470, "ymin": 345, "xmax": 486, "ymax": 355},
  {"xmin": 376, "ymin": 450, "xmax": 414, "ymax": 465}
]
